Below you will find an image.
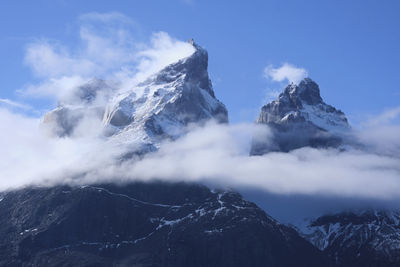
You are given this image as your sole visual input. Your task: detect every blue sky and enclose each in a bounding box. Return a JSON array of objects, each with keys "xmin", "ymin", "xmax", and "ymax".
[{"xmin": 1, "ymin": 0, "xmax": 399, "ymax": 124}]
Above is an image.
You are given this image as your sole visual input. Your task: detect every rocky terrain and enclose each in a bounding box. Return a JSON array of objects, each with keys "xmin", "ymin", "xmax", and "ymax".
[
  {"xmin": 0, "ymin": 182, "xmax": 329, "ymax": 267},
  {"xmin": 294, "ymin": 209, "xmax": 400, "ymax": 267}
]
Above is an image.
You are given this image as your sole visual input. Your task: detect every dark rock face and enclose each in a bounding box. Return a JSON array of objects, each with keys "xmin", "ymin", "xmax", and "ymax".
[
  {"xmin": 251, "ymin": 78, "xmax": 350, "ymax": 154},
  {"xmin": 298, "ymin": 210, "xmax": 400, "ymax": 267},
  {"xmin": 0, "ymin": 182, "xmax": 330, "ymax": 267}
]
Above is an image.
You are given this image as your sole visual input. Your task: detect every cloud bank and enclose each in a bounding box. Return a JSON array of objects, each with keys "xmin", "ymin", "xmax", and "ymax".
[
  {"xmin": 1, "ymin": 106, "xmax": 400, "ymax": 201},
  {"xmin": 89, "ymin": 122, "xmax": 400, "ymax": 199}
]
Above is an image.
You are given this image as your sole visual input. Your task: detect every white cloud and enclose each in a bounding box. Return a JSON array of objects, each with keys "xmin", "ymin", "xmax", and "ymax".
[
  {"xmin": 264, "ymin": 63, "xmax": 308, "ymax": 84},
  {"xmin": 103, "ymin": 122, "xmax": 400, "ymax": 199},
  {"xmin": 19, "ymin": 76, "xmax": 88, "ymax": 102},
  {"xmin": 25, "ymin": 41, "xmax": 97, "ymax": 78},
  {"xmin": 351, "ymin": 106, "xmax": 400, "ymax": 156},
  {"xmin": 0, "ymin": 107, "xmax": 124, "ymax": 190},
  {"xmin": 356, "ymin": 125, "xmax": 400, "ymax": 157},
  {"xmin": 134, "ymin": 32, "xmax": 195, "ymax": 81},
  {"xmin": 24, "ymin": 12, "xmax": 138, "ymax": 79}
]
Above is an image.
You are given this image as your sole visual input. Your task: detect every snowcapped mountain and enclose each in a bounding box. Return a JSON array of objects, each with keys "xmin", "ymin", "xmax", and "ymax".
[
  {"xmin": 10, "ymin": 41, "xmax": 337, "ymax": 266},
  {"xmin": 251, "ymin": 78, "xmax": 350, "ymax": 153},
  {"xmin": 294, "ymin": 209, "xmax": 400, "ymax": 267},
  {"xmin": 43, "ymin": 41, "xmax": 228, "ymax": 152}
]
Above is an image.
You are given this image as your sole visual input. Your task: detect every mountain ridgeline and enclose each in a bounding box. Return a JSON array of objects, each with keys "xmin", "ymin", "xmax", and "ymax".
[
  {"xmin": 0, "ymin": 182, "xmax": 329, "ymax": 267},
  {"xmin": 2, "ymin": 41, "xmax": 399, "ymax": 266}
]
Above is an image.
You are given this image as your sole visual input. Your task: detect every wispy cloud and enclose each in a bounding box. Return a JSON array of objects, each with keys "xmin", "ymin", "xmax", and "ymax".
[
  {"xmin": 364, "ymin": 106, "xmax": 400, "ymax": 126},
  {"xmin": 264, "ymin": 63, "xmax": 308, "ymax": 84},
  {"xmin": 79, "ymin": 12, "xmax": 138, "ymax": 25},
  {"xmin": 0, "ymin": 98, "xmax": 31, "ymax": 110},
  {"xmin": 134, "ymin": 31, "xmax": 195, "ymax": 81},
  {"xmin": 21, "ymin": 12, "xmax": 194, "ymax": 103},
  {"xmin": 24, "ymin": 12, "xmax": 138, "ymax": 79},
  {"xmin": 25, "ymin": 41, "xmax": 97, "ymax": 78}
]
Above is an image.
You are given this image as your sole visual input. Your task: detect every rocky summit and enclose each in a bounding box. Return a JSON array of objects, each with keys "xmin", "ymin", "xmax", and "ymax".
[{"xmin": 251, "ymin": 78, "xmax": 350, "ymax": 154}]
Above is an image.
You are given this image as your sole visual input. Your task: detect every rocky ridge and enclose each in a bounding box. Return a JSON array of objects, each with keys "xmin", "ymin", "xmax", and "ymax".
[
  {"xmin": 295, "ymin": 209, "xmax": 400, "ymax": 267},
  {"xmin": 0, "ymin": 182, "xmax": 330, "ymax": 267}
]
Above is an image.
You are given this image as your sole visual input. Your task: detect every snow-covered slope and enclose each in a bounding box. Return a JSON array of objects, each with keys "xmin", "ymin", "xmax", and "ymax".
[
  {"xmin": 103, "ymin": 41, "xmax": 228, "ymax": 151},
  {"xmin": 42, "ymin": 41, "xmax": 228, "ymax": 152},
  {"xmin": 252, "ymin": 78, "xmax": 350, "ymax": 153},
  {"xmin": 294, "ymin": 209, "xmax": 400, "ymax": 267}
]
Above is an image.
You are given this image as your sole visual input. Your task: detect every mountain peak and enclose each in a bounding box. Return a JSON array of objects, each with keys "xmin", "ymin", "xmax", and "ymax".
[
  {"xmin": 43, "ymin": 41, "xmax": 228, "ymax": 153},
  {"xmin": 146, "ymin": 41, "xmax": 214, "ymax": 97},
  {"xmin": 252, "ymin": 78, "xmax": 349, "ymax": 153},
  {"xmin": 283, "ymin": 78, "xmax": 322, "ymax": 105},
  {"xmin": 259, "ymin": 78, "xmax": 348, "ymax": 129},
  {"xmin": 188, "ymin": 38, "xmax": 195, "ymax": 45}
]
